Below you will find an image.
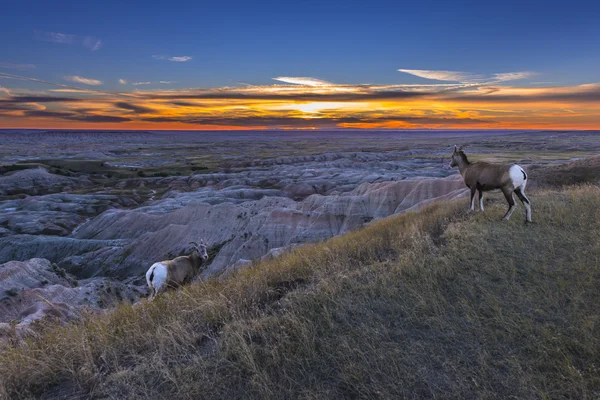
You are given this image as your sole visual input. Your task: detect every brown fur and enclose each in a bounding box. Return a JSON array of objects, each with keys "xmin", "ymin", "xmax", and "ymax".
[
  {"xmin": 147, "ymin": 241, "xmax": 209, "ymax": 300},
  {"xmin": 450, "ymin": 146, "xmax": 532, "ymax": 222},
  {"xmin": 160, "ymin": 253, "xmax": 204, "ymax": 288}
]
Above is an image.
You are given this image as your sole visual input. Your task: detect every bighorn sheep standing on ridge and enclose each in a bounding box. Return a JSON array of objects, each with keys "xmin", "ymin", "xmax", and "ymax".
[
  {"xmin": 146, "ymin": 240, "xmax": 209, "ymax": 300},
  {"xmin": 450, "ymin": 146, "xmax": 532, "ymax": 222}
]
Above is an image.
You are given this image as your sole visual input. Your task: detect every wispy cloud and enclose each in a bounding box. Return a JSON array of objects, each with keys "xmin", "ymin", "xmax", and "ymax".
[
  {"xmin": 398, "ymin": 69, "xmax": 480, "ymax": 82},
  {"xmin": 152, "ymin": 55, "xmax": 192, "ymax": 62},
  {"xmin": 0, "ymin": 72, "xmax": 135, "ymax": 99},
  {"xmin": 273, "ymin": 77, "xmax": 333, "ymax": 86},
  {"xmin": 36, "ymin": 31, "xmax": 102, "ymax": 51},
  {"xmin": 131, "ymin": 81, "xmax": 176, "ymax": 85},
  {"xmin": 49, "ymin": 88, "xmax": 105, "ymax": 95},
  {"xmin": 492, "ymin": 72, "xmax": 537, "ymax": 82},
  {"xmin": 398, "ymin": 68, "xmax": 537, "ymax": 84},
  {"xmin": 82, "ymin": 37, "xmax": 103, "ymax": 51},
  {"xmin": 0, "ymin": 62, "xmax": 36, "ymax": 71},
  {"xmin": 119, "ymin": 79, "xmax": 128, "ymax": 85},
  {"xmin": 64, "ymin": 75, "xmax": 103, "ymax": 86}
]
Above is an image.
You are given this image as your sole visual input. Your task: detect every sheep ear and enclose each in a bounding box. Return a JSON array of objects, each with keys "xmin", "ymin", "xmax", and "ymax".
[
  {"xmin": 453, "ymin": 145, "xmax": 458, "ymax": 153},
  {"xmin": 458, "ymin": 145, "xmax": 465, "ymax": 152}
]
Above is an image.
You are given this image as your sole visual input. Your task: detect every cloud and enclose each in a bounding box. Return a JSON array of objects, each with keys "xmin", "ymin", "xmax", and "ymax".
[
  {"xmin": 398, "ymin": 69, "xmax": 481, "ymax": 82},
  {"xmin": 0, "ymin": 95, "xmax": 83, "ymax": 103},
  {"xmin": 2, "ymin": 68, "xmax": 599, "ymax": 129},
  {"xmin": 169, "ymin": 56, "xmax": 191, "ymax": 62},
  {"xmin": 0, "ymin": 72, "xmax": 138, "ymax": 99},
  {"xmin": 41, "ymin": 31, "xmax": 75, "ymax": 44},
  {"xmin": 398, "ymin": 68, "xmax": 537, "ymax": 84},
  {"xmin": 138, "ymin": 114, "xmax": 489, "ymax": 128},
  {"xmin": 24, "ymin": 110, "xmax": 131, "ymax": 123},
  {"xmin": 152, "ymin": 55, "xmax": 192, "ymax": 62},
  {"xmin": 439, "ymin": 83, "xmax": 600, "ymax": 103},
  {"xmin": 36, "ymin": 31, "xmax": 102, "ymax": 51},
  {"xmin": 141, "ymin": 87, "xmax": 429, "ymax": 102},
  {"xmin": 50, "ymin": 89, "xmax": 105, "ymax": 95},
  {"xmin": 114, "ymin": 101, "xmax": 155, "ymax": 113},
  {"xmin": 64, "ymin": 75, "xmax": 103, "ymax": 86},
  {"xmin": 492, "ymin": 72, "xmax": 537, "ymax": 82},
  {"xmin": 119, "ymin": 79, "xmax": 128, "ymax": 85},
  {"xmin": 0, "ymin": 62, "xmax": 36, "ymax": 71},
  {"xmin": 159, "ymin": 81, "xmax": 176, "ymax": 84},
  {"xmin": 273, "ymin": 77, "xmax": 333, "ymax": 86},
  {"xmin": 82, "ymin": 37, "xmax": 102, "ymax": 51}
]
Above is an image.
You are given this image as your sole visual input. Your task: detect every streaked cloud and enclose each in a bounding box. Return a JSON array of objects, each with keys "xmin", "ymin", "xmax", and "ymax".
[
  {"xmin": 115, "ymin": 101, "xmax": 155, "ymax": 114},
  {"xmin": 35, "ymin": 31, "xmax": 102, "ymax": 51},
  {"xmin": 0, "ymin": 62, "xmax": 36, "ymax": 71},
  {"xmin": 272, "ymin": 77, "xmax": 333, "ymax": 86},
  {"xmin": 23, "ymin": 110, "xmax": 130, "ymax": 123},
  {"xmin": 152, "ymin": 55, "xmax": 192, "ymax": 62},
  {"xmin": 0, "ymin": 95, "xmax": 84, "ymax": 103},
  {"xmin": 119, "ymin": 79, "xmax": 128, "ymax": 85},
  {"xmin": 399, "ymin": 68, "xmax": 538, "ymax": 84},
  {"xmin": 64, "ymin": 75, "xmax": 103, "ymax": 86},
  {"xmin": 49, "ymin": 88, "xmax": 105, "ymax": 95},
  {"xmin": 493, "ymin": 72, "xmax": 537, "ymax": 82},
  {"xmin": 398, "ymin": 69, "xmax": 480, "ymax": 82},
  {"xmin": 131, "ymin": 81, "xmax": 176, "ymax": 85},
  {"xmin": 1, "ymin": 68, "xmax": 599, "ymax": 130}
]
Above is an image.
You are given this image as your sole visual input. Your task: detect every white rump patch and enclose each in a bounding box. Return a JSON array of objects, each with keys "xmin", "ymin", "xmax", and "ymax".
[
  {"xmin": 147, "ymin": 262, "xmax": 168, "ymax": 292},
  {"xmin": 509, "ymin": 165, "xmax": 526, "ymax": 189}
]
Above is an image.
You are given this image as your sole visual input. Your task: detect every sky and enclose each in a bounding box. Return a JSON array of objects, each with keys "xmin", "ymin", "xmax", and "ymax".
[{"xmin": 1, "ymin": 0, "xmax": 600, "ymax": 130}]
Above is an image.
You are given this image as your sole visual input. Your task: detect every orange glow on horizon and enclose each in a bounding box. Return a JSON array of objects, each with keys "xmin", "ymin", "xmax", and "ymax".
[{"xmin": 1, "ymin": 80, "xmax": 599, "ymax": 130}]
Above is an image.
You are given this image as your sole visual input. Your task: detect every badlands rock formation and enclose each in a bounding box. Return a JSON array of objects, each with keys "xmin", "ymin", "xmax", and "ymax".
[
  {"xmin": 56, "ymin": 174, "xmax": 469, "ymax": 278},
  {"xmin": 0, "ymin": 168, "xmax": 91, "ymax": 196},
  {"xmin": 0, "ymin": 258, "xmax": 144, "ymax": 336}
]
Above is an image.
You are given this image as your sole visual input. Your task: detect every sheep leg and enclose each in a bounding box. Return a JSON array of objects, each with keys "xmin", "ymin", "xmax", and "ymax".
[
  {"xmin": 478, "ymin": 189, "xmax": 484, "ymax": 212},
  {"xmin": 501, "ymin": 188, "xmax": 516, "ymax": 220},
  {"xmin": 514, "ymin": 187, "xmax": 532, "ymax": 223},
  {"xmin": 469, "ymin": 187, "xmax": 476, "ymax": 211}
]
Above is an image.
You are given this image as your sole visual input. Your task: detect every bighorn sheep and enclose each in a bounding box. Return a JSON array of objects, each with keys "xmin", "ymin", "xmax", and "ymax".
[
  {"xmin": 450, "ymin": 146, "xmax": 532, "ymax": 222},
  {"xmin": 146, "ymin": 240, "xmax": 209, "ymax": 300}
]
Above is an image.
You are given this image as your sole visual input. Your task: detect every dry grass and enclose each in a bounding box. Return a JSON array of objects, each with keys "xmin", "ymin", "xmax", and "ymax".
[
  {"xmin": 1, "ymin": 186, "xmax": 599, "ymax": 399},
  {"xmin": 528, "ymin": 155, "xmax": 600, "ymax": 189}
]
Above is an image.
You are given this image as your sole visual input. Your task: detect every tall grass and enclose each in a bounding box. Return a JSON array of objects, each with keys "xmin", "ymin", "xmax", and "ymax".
[{"xmin": 1, "ymin": 186, "xmax": 599, "ymax": 399}]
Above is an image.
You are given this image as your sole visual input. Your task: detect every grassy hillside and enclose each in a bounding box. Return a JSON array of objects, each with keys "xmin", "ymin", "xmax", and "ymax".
[{"xmin": 1, "ymin": 186, "xmax": 599, "ymax": 399}]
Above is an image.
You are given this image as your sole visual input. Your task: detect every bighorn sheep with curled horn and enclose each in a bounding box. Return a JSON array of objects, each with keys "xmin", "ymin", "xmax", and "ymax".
[
  {"xmin": 450, "ymin": 145, "xmax": 532, "ymax": 222},
  {"xmin": 145, "ymin": 240, "xmax": 209, "ymax": 300}
]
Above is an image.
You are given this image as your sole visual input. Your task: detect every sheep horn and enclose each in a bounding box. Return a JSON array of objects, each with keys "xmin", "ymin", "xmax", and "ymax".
[{"xmin": 189, "ymin": 241, "xmax": 199, "ymax": 246}]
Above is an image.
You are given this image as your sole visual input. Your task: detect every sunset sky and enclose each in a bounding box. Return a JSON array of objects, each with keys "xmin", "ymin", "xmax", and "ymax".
[{"xmin": 1, "ymin": 0, "xmax": 599, "ymax": 130}]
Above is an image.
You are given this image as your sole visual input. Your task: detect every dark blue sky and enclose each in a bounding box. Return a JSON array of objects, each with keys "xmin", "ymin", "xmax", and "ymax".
[{"xmin": 2, "ymin": 0, "xmax": 599, "ymax": 90}]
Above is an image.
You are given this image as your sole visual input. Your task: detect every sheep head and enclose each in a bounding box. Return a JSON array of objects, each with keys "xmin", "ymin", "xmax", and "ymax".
[
  {"xmin": 189, "ymin": 240, "xmax": 209, "ymax": 264},
  {"xmin": 450, "ymin": 145, "xmax": 467, "ymax": 168}
]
